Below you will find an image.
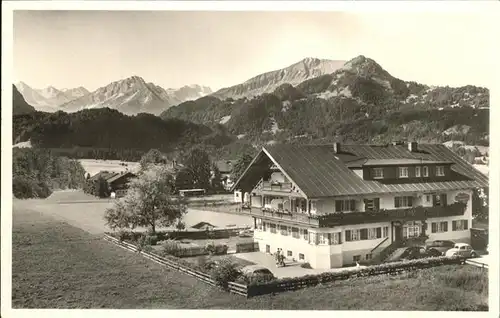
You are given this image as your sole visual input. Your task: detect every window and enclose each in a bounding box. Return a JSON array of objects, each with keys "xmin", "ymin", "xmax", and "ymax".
[
  {"xmin": 383, "ymin": 226, "xmax": 389, "ymax": 238},
  {"xmin": 403, "ymin": 221, "xmax": 421, "ymax": 238},
  {"xmin": 399, "ymin": 167, "xmax": 409, "ymax": 178},
  {"xmin": 433, "ymin": 194, "xmax": 447, "ymax": 207},
  {"xmin": 353, "ymin": 255, "xmax": 361, "ymax": 262},
  {"xmin": 330, "ymin": 232, "xmax": 342, "ymax": 245},
  {"xmin": 431, "ymin": 221, "xmax": 448, "ymax": 233},
  {"xmin": 423, "ymin": 166, "xmax": 429, "ymax": 177},
  {"xmin": 394, "ymin": 196, "xmax": 414, "ymax": 208},
  {"xmin": 368, "ymin": 228, "xmax": 378, "ymax": 240},
  {"xmin": 372, "ymin": 168, "xmax": 384, "ymax": 179},
  {"xmin": 336, "ymin": 199, "xmax": 356, "ymax": 212},
  {"xmin": 287, "ymin": 226, "xmax": 292, "ymax": 236},
  {"xmin": 364, "ymin": 198, "xmax": 380, "ymax": 211},
  {"xmin": 292, "ymin": 227, "xmax": 300, "ymax": 239},
  {"xmin": 256, "ymin": 219, "xmax": 262, "ymax": 230},
  {"xmin": 425, "ymin": 195, "xmax": 431, "ymax": 203},
  {"xmin": 263, "ymin": 222, "xmax": 267, "ymax": 231},
  {"xmin": 300, "ymin": 229, "xmax": 308, "ymax": 240},
  {"xmin": 415, "ymin": 166, "xmax": 421, "ymax": 177},
  {"xmin": 310, "ymin": 232, "xmax": 317, "ymax": 245},
  {"xmin": 365, "ymin": 253, "xmax": 372, "ymax": 260},
  {"xmin": 318, "ymin": 233, "xmax": 328, "ymax": 245},
  {"xmin": 452, "ymin": 220, "xmax": 469, "ymax": 231},
  {"xmin": 280, "ymin": 225, "xmax": 288, "ymax": 236},
  {"xmin": 436, "ymin": 166, "xmax": 445, "ymax": 177},
  {"xmin": 287, "ymin": 250, "xmax": 292, "ymax": 257},
  {"xmin": 299, "ymin": 253, "xmax": 305, "ymax": 260},
  {"xmin": 346, "ymin": 228, "xmax": 382, "ymax": 241},
  {"xmin": 270, "ymin": 223, "xmax": 276, "ymax": 234}
]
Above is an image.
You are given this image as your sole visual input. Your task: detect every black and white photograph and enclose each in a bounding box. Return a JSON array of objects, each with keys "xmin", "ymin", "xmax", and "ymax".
[{"xmin": 1, "ymin": 1, "xmax": 499, "ymax": 315}]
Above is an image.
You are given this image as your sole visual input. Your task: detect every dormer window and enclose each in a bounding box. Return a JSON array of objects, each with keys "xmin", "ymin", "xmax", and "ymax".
[
  {"xmin": 415, "ymin": 166, "xmax": 421, "ymax": 177},
  {"xmin": 436, "ymin": 166, "xmax": 445, "ymax": 176},
  {"xmin": 372, "ymin": 168, "xmax": 384, "ymax": 179},
  {"xmin": 423, "ymin": 166, "xmax": 429, "ymax": 177},
  {"xmin": 398, "ymin": 167, "xmax": 409, "ymax": 178}
]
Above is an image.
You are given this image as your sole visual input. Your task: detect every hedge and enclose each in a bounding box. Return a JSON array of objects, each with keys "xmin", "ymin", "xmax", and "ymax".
[{"xmin": 249, "ymin": 256, "xmax": 464, "ymax": 287}]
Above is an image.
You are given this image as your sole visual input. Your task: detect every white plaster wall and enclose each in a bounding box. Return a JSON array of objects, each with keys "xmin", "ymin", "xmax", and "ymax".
[
  {"xmin": 426, "ymin": 189, "xmax": 473, "ymax": 244},
  {"xmin": 254, "ymin": 228, "xmax": 313, "ymax": 262}
]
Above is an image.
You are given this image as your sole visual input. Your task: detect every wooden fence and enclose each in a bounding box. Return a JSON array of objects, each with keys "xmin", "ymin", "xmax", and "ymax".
[{"xmin": 103, "ymin": 234, "xmax": 248, "ymax": 297}]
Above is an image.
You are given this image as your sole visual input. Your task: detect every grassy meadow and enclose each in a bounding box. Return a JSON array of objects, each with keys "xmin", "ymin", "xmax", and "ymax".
[{"xmin": 12, "ymin": 204, "xmax": 488, "ymax": 310}]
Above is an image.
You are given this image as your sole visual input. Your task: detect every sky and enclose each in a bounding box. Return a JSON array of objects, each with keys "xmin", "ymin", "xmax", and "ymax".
[{"xmin": 13, "ymin": 9, "xmax": 498, "ymax": 92}]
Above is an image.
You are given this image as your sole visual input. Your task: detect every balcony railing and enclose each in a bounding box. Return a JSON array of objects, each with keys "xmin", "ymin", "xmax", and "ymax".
[
  {"xmin": 258, "ymin": 180, "xmax": 293, "ymax": 192},
  {"xmin": 246, "ymin": 202, "xmax": 467, "ymax": 228}
]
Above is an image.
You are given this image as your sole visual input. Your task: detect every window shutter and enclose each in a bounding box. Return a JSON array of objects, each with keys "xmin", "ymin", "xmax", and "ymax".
[
  {"xmin": 337, "ymin": 232, "xmax": 342, "ymax": 244},
  {"xmin": 464, "ymin": 220, "xmax": 468, "ymax": 230},
  {"xmin": 350, "ymin": 200, "xmax": 356, "ymax": 211},
  {"xmin": 374, "ymin": 198, "xmax": 380, "ymax": 210},
  {"xmin": 376, "ymin": 227, "xmax": 382, "ymax": 238},
  {"xmin": 441, "ymin": 194, "xmax": 447, "ymax": 206},
  {"xmin": 394, "ymin": 197, "xmax": 400, "ymax": 208},
  {"xmin": 408, "ymin": 196, "xmax": 413, "ymax": 207},
  {"xmin": 345, "ymin": 230, "xmax": 351, "ymax": 242},
  {"xmin": 360, "ymin": 229, "xmax": 368, "ymax": 240},
  {"xmin": 431, "ymin": 222, "xmax": 437, "ymax": 233},
  {"xmin": 335, "ymin": 200, "xmax": 342, "ymax": 212},
  {"xmin": 452, "ymin": 221, "xmax": 457, "ymax": 231},
  {"xmin": 327, "ymin": 233, "xmax": 331, "ymax": 245},
  {"xmin": 443, "ymin": 222, "xmax": 448, "ymax": 232}
]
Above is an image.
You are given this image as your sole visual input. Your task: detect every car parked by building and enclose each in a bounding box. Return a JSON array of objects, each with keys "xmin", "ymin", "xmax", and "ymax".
[
  {"xmin": 445, "ymin": 243, "xmax": 478, "ymax": 258},
  {"xmin": 401, "ymin": 246, "xmax": 442, "ymax": 260},
  {"xmin": 425, "ymin": 240, "xmax": 456, "ymax": 255}
]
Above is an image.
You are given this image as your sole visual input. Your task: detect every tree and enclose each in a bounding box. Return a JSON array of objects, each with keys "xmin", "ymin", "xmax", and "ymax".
[
  {"xmin": 230, "ymin": 153, "xmax": 254, "ymax": 183},
  {"xmin": 184, "ymin": 148, "xmax": 211, "ymax": 190},
  {"xmin": 139, "ymin": 149, "xmax": 168, "ymax": 171},
  {"xmin": 104, "ymin": 165, "xmax": 187, "ymax": 234},
  {"xmin": 97, "ymin": 176, "xmax": 110, "ymax": 198},
  {"xmin": 175, "ymin": 168, "xmax": 195, "ymax": 191},
  {"xmin": 210, "ymin": 163, "xmax": 223, "ymax": 192}
]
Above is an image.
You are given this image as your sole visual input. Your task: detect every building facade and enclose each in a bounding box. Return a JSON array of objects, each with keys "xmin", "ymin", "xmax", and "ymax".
[{"xmin": 232, "ymin": 142, "xmax": 488, "ymax": 269}]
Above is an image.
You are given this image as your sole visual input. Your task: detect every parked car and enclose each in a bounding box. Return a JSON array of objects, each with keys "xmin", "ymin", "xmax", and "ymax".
[
  {"xmin": 239, "ymin": 265, "xmax": 275, "ymax": 282},
  {"xmin": 425, "ymin": 240, "xmax": 456, "ymax": 255},
  {"xmin": 401, "ymin": 246, "xmax": 442, "ymax": 260},
  {"xmin": 445, "ymin": 243, "xmax": 478, "ymax": 258}
]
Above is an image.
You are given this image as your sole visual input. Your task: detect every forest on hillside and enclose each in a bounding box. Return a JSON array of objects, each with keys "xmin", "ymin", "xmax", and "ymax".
[{"xmin": 13, "ymin": 148, "xmax": 87, "ymax": 199}]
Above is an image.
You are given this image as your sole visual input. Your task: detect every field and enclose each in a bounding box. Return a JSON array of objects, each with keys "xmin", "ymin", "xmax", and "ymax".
[
  {"xmin": 12, "ymin": 202, "xmax": 489, "ymax": 310},
  {"xmin": 78, "ymin": 159, "xmax": 140, "ymax": 176}
]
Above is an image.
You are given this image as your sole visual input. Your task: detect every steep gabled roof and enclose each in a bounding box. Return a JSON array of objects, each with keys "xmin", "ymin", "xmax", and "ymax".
[
  {"xmin": 234, "ymin": 143, "xmax": 488, "ymax": 198},
  {"xmin": 89, "ymin": 171, "xmax": 119, "ymax": 182},
  {"xmin": 106, "ymin": 171, "xmax": 137, "ymax": 184}
]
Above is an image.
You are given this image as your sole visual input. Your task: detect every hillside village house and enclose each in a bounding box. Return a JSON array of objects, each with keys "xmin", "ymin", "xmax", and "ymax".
[
  {"xmin": 214, "ymin": 160, "xmax": 237, "ymax": 191},
  {"xmin": 231, "ymin": 142, "xmax": 488, "ymax": 269}
]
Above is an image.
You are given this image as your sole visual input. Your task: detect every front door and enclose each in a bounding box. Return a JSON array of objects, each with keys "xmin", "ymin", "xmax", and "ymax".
[{"xmin": 394, "ymin": 223, "xmax": 403, "ymax": 242}]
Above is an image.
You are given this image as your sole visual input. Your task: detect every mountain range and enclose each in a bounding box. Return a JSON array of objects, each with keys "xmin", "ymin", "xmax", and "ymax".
[
  {"xmin": 211, "ymin": 57, "xmax": 346, "ymax": 100},
  {"xmin": 13, "ymin": 55, "xmax": 489, "ymax": 164},
  {"xmin": 13, "ymin": 85, "xmax": 36, "ymax": 115},
  {"xmin": 16, "ymin": 80, "xmax": 213, "ymax": 116}
]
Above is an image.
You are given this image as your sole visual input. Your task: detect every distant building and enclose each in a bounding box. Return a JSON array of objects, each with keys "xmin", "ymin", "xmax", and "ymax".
[
  {"xmin": 85, "ymin": 170, "xmax": 137, "ymax": 198},
  {"xmin": 191, "ymin": 222, "xmax": 216, "ymax": 231},
  {"xmin": 232, "ymin": 142, "xmax": 488, "ymax": 269},
  {"xmin": 214, "ymin": 160, "xmax": 237, "ymax": 191}
]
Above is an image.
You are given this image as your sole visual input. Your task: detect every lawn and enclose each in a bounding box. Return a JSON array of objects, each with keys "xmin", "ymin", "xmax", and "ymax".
[{"xmin": 12, "ymin": 206, "xmax": 489, "ymax": 310}]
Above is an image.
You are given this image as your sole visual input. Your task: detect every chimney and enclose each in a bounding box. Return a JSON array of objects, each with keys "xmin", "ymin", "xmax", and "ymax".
[
  {"xmin": 333, "ymin": 142, "xmax": 341, "ymax": 154},
  {"xmin": 408, "ymin": 141, "xmax": 418, "ymax": 152}
]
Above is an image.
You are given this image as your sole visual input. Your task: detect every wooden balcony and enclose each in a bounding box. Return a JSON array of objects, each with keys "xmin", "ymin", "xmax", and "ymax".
[
  {"xmin": 261, "ymin": 181, "xmax": 292, "ymax": 192},
  {"xmin": 245, "ymin": 202, "xmax": 467, "ymax": 228}
]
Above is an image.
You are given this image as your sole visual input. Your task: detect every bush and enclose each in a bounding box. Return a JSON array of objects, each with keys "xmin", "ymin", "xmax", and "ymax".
[
  {"xmin": 161, "ymin": 239, "xmax": 182, "ymax": 256},
  {"xmin": 144, "ymin": 235, "xmax": 159, "ymax": 246},
  {"xmin": 210, "ymin": 257, "xmax": 242, "ymax": 290},
  {"xmin": 300, "ymin": 262, "xmax": 312, "ymax": 269},
  {"xmin": 205, "ymin": 242, "xmax": 229, "ymax": 255}
]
